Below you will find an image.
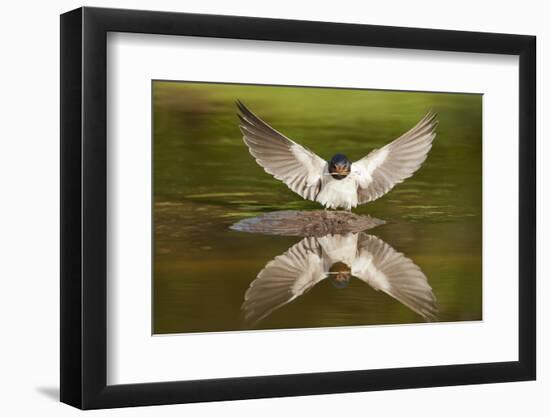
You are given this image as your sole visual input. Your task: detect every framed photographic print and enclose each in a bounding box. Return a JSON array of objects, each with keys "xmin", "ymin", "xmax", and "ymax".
[{"xmin": 60, "ymin": 6, "xmax": 536, "ymax": 409}]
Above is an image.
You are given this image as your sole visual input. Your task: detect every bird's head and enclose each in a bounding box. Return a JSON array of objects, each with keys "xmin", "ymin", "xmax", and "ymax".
[
  {"xmin": 328, "ymin": 154, "xmax": 351, "ymax": 180},
  {"xmin": 328, "ymin": 261, "xmax": 352, "ymax": 289}
]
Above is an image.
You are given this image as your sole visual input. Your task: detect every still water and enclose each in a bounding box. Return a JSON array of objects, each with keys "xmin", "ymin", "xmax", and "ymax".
[{"xmin": 153, "ymin": 81, "xmax": 482, "ymax": 334}]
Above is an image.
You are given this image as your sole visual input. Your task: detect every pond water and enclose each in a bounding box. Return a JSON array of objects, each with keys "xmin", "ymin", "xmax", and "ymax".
[{"xmin": 153, "ymin": 81, "xmax": 482, "ymax": 334}]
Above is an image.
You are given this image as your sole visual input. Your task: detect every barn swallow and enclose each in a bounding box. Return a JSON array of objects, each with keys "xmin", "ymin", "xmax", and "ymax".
[
  {"xmin": 241, "ymin": 232, "xmax": 438, "ymax": 328},
  {"xmin": 237, "ymin": 101, "xmax": 437, "ymax": 210}
]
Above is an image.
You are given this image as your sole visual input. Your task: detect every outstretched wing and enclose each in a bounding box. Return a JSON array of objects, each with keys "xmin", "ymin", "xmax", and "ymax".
[
  {"xmin": 237, "ymin": 101, "xmax": 327, "ymax": 201},
  {"xmin": 241, "ymin": 237, "xmax": 325, "ymax": 328},
  {"xmin": 352, "ymin": 112, "xmax": 437, "ymax": 204},
  {"xmin": 352, "ymin": 234, "xmax": 438, "ymax": 321}
]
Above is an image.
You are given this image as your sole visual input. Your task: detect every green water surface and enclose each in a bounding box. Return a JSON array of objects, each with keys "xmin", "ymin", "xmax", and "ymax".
[{"xmin": 153, "ymin": 81, "xmax": 482, "ymax": 334}]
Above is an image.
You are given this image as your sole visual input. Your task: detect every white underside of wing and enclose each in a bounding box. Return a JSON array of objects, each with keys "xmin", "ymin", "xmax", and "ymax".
[
  {"xmin": 237, "ymin": 101, "xmax": 327, "ymax": 202},
  {"xmin": 351, "ymin": 150, "xmax": 388, "ymax": 190},
  {"xmin": 241, "ymin": 237, "xmax": 325, "ymax": 327},
  {"xmin": 290, "ymin": 144, "xmax": 325, "ymax": 188},
  {"xmin": 290, "ymin": 252, "xmax": 326, "ymax": 296},
  {"xmin": 351, "ymin": 252, "xmax": 391, "ymax": 291},
  {"xmin": 351, "ymin": 235, "xmax": 438, "ymax": 320},
  {"xmin": 353, "ymin": 112, "xmax": 438, "ymax": 204}
]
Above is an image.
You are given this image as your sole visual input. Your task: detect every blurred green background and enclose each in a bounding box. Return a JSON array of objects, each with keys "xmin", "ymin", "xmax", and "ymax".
[{"xmin": 153, "ymin": 81, "xmax": 482, "ymax": 334}]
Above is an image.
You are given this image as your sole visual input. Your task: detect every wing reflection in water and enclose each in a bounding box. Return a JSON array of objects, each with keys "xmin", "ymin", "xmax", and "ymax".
[{"xmin": 241, "ymin": 232, "xmax": 438, "ymax": 329}]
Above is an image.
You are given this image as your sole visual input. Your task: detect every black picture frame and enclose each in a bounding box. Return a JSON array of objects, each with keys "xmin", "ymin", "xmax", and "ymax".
[{"xmin": 60, "ymin": 6, "xmax": 536, "ymax": 410}]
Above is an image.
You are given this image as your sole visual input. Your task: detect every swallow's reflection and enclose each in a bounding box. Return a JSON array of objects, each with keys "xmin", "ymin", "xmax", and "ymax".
[{"xmin": 241, "ymin": 233, "xmax": 437, "ymax": 328}]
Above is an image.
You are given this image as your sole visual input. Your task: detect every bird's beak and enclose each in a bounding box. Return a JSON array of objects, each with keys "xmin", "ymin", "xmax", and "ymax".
[
  {"xmin": 335, "ymin": 165, "xmax": 349, "ymax": 174},
  {"xmin": 336, "ymin": 272, "xmax": 350, "ymax": 281}
]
